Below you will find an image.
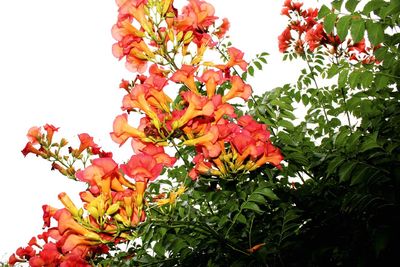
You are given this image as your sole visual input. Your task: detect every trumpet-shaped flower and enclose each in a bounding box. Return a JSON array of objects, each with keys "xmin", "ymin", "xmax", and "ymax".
[
  {"xmin": 172, "ymin": 91, "xmax": 214, "ymax": 129},
  {"xmin": 222, "ymin": 76, "xmax": 252, "ymax": 103},
  {"xmin": 111, "ymin": 113, "xmax": 147, "ymax": 145},
  {"xmin": 170, "ymin": 65, "xmax": 199, "ymax": 93},
  {"xmin": 197, "ymin": 69, "xmax": 225, "ymax": 98},
  {"xmin": 120, "ymin": 154, "xmax": 163, "ymax": 183}
]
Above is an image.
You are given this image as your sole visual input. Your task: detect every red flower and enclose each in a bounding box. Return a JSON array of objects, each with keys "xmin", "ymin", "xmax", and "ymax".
[
  {"xmin": 278, "ymin": 27, "xmax": 292, "ymax": 53},
  {"xmin": 43, "ymin": 124, "xmax": 59, "ymax": 143}
]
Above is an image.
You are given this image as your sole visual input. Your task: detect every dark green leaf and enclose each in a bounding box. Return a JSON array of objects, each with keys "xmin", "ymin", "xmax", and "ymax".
[
  {"xmin": 327, "ymin": 157, "xmax": 345, "ymax": 176},
  {"xmin": 242, "ymin": 202, "xmax": 263, "ymax": 213},
  {"xmin": 302, "ymin": 94, "xmax": 309, "ymax": 106},
  {"xmin": 360, "ymin": 132, "xmax": 381, "ymax": 152},
  {"xmin": 339, "ymin": 161, "xmax": 357, "ymax": 182},
  {"xmin": 248, "ymin": 193, "xmax": 266, "ymax": 204},
  {"xmin": 349, "ymin": 70, "xmax": 361, "ymax": 89},
  {"xmin": 361, "ymin": 71, "xmax": 374, "ymax": 88},
  {"xmin": 254, "ymin": 187, "xmax": 279, "ymax": 200}
]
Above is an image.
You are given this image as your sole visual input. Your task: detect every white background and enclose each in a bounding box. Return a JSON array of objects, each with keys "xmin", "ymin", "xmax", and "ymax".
[{"xmin": 0, "ymin": 0, "xmax": 323, "ymax": 259}]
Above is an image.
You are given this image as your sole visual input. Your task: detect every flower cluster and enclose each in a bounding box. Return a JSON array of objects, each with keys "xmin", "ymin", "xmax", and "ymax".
[
  {"xmin": 10, "ymin": 0, "xmax": 283, "ymax": 265},
  {"xmin": 13, "ymin": 127, "xmax": 175, "ymax": 265},
  {"xmin": 278, "ymin": 0, "xmax": 379, "ymax": 64},
  {"xmin": 110, "ymin": 0, "xmax": 282, "ymax": 181}
]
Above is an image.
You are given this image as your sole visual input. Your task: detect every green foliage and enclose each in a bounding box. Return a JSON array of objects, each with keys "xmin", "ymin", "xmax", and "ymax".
[{"xmin": 98, "ymin": 0, "xmax": 400, "ymax": 266}]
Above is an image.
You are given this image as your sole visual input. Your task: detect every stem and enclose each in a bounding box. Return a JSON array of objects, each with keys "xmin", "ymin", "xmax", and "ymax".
[
  {"xmin": 248, "ymin": 216, "xmax": 255, "ymax": 248},
  {"xmin": 169, "ymin": 138, "xmax": 190, "ymax": 168}
]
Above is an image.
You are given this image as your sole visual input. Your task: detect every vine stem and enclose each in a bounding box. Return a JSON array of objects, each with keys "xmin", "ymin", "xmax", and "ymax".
[{"xmin": 169, "ymin": 138, "xmax": 191, "ymax": 169}]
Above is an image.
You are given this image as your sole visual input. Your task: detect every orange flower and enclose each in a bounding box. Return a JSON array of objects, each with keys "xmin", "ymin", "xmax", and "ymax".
[
  {"xmin": 224, "ymin": 47, "xmax": 248, "ymax": 71},
  {"xmin": 110, "ymin": 113, "xmax": 147, "ymax": 145},
  {"xmin": 21, "ymin": 142, "xmax": 46, "ymax": 158},
  {"xmin": 215, "ymin": 18, "xmax": 230, "ymax": 39},
  {"xmin": 172, "ymin": 91, "xmax": 214, "ymax": 129},
  {"xmin": 222, "ymin": 76, "xmax": 252, "ymax": 103},
  {"xmin": 131, "ymin": 139, "xmax": 177, "ymax": 167},
  {"xmin": 120, "ymin": 154, "xmax": 163, "ymax": 183},
  {"xmin": 76, "ymin": 157, "xmax": 135, "ymax": 195},
  {"xmin": 197, "ymin": 69, "xmax": 224, "ymax": 98},
  {"xmin": 58, "ymin": 192, "xmax": 79, "ymax": 217},
  {"xmin": 122, "ymin": 84, "xmax": 163, "ymax": 129},
  {"xmin": 54, "ymin": 209, "xmax": 101, "ymax": 240},
  {"xmin": 175, "ymin": 0, "xmax": 217, "ymax": 32},
  {"xmin": 170, "ymin": 65, "xmax": 199, "ymax": 93},
  {"xmin": 248, "ymin": 143, "xmax": 283, "ymax": 171},
  {"xmin": 61, "ymin": 234, "xmax": 100, "ymax": 254},
  {"xmin": 74, "ymin": 133, "xmax": 98, "ymax": 156},
  {"xmin": 27, "ymin": 126, "xmax": 41, "ymax": 145}
]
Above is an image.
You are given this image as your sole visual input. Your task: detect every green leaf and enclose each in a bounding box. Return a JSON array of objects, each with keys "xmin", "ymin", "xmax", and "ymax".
[
  {"xmin": 381, "ymin": 0, "xmax": 400, "ymax": 17},
  {"xmin": 350, "ymin": 166, "xmax": 370, "ymax": 186},
  {"xmin": 366, "ymin": 21, "xmax": 384, "ymax": 46},
  {"xmin": 242, "ymin": 202, "xmax": 263, "ymax": 213},
  {"xmin": 351, "ymin": 18, "xmax": 365, "ymax": 43},
  {"xmin": 327, "ymin": 157, "xmax": 345, "ymax": 176},
  {"xmin": 363, "ymin": 0, "xmax": 385, "ymax": 14},
  {"xmin": 248, "ymin": 66, "xmax": 254, "ymax": 76},
  {"xmin": 254, "ymin": 61, "xmax": 263, "ymax": 70},
  {"xmin": 318, "ymin": 5, "xmax": 331, "ymax": 19},
  {"xmin": 254, "ymin": 187, "xmax": 279, "ymax": 200},
  {"xmin": 337, "ymin": 15, "xmax": 352, "ymax": 41},
  {"xmin": 361, "ymin": 71, "xmax": 374, "ymax": 88},
  {"xmin": 345, "ymin": 0, "xmax": 360, "ymax": 12},
  {"xmin": 236, "ymin": 213, "xmax": 247, "ymax": 224},
  {"xmin": 153, "ymin": 242, "xmax": 166, "ymax": 256},
  {"xmin": 302, "ymin": 94, "xmax": 310, "ymax": 106},
  {"xmin": 360, "ymin": 132, "xmax": 381, "ymax": 152},
  {"xmin": 339, "ymin": 161, "xmax": 357, "ymax": 182},
  {"xmin": 248, "ymin": 193, "xmax": 266, "ymax": 204},
  {"xmin": 324, "ymin": 13, "xmax": 337, "ymax": 34},
  {"xmin": 338, "ymin": 68, "xmax": 349, "ymax": 88},
  {"xmin": 349, "ymin": 70, "xmax": 361, "ymax": 89},
  {"xmin": 278, "ymin": 119, "xmax": 294, "ymax": 130},
  {"xmin": 332, "ymin": 0, "xmax": 344, "ymax": 11}
]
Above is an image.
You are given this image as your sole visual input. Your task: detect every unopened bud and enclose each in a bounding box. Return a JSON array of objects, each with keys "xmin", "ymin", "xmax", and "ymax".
[{"xmin": 106, "ymin": 203, "xmax": 120, "ymax": 215}]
